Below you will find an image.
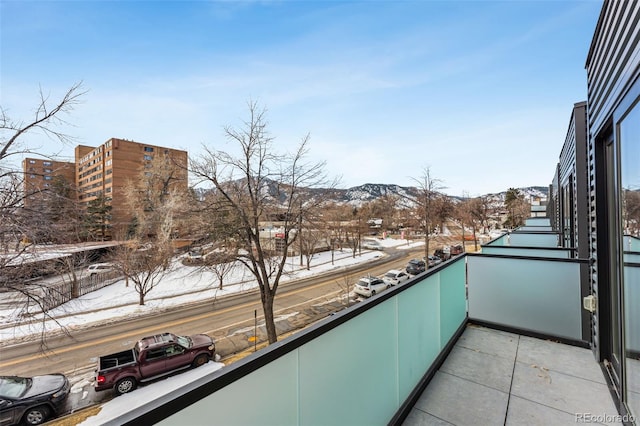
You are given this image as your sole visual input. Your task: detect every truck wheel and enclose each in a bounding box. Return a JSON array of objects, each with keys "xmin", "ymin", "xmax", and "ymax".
[
  {"xmin": 192, "ymin": 354, "xmax": 209, "ymax": 368},
  {"xmin": 115, "ymin": 377, "xmax": 137, "ymax": 395},
  {"xmin": 22, "ymin": 405, "xmax": 50, "ymax": 425}
]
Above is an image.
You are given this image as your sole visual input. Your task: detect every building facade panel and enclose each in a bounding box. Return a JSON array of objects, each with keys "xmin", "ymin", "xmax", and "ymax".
[
  {"xmin": 24, "ymin": 139, "xmax": 187, "ymax": 241},
  {"xmin": 75, "ymin": 138, "xmax": 188, "ymax": 237},
  {"xmin": 585, "ymin": 0, "xmax": 640, "ymax": 420},
  {"xmin": 22, "ymin": 158, "xmax": 76, "ymax": 208}
]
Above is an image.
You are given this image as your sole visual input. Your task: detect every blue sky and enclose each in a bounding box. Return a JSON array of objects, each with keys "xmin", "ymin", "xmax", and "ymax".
[{"xmin": 1, "ymin": 0, "xmax": 602, "ymax": 196}]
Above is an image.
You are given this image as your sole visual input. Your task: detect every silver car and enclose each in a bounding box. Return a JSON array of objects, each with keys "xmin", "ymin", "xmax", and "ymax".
[
  {"xmin": 354, "ymin": 276, "xmax": 389, "ymax": 298},
  {"xmin": 382, "ymin": 269, "xmax": 410, "ymax": 286}
]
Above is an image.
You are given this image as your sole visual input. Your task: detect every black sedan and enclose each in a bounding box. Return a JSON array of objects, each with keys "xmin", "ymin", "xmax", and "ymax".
[{"xmin": 0, "ymin": 374, "xmax": 70, "ymax": 426}]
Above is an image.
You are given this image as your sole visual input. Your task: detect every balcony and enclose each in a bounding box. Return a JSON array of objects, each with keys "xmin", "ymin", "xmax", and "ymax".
[
  {"xmin": 84, "ymin": 219, "xmax": 635, "ymax": 426},
  {"xmin": 403, "ymin": 325, "xmax": 619, "ymax": 425}
]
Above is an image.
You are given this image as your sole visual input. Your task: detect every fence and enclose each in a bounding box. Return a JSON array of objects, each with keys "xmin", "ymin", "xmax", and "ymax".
[{"xmin": 32, "ymin": 271, "xmax": 123, "ymax": 312}]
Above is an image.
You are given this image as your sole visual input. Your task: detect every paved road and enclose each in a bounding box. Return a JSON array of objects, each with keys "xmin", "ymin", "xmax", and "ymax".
[
  {"xmin": 0, "ymin": 249, "xmax": 419, "ymax": 425},
  {"xmin": 0, "ymin": 247, "xmax": 422, "ymax": 413}
]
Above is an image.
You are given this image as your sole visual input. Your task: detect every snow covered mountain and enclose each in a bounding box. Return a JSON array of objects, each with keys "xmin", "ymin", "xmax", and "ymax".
[
  {"xmin": 327, "ymin": 184, "xmax": 548, "ymax": 207},
  {"xmin": 195, "ymin": 181, "xmax": 548, "ymax": 208}
]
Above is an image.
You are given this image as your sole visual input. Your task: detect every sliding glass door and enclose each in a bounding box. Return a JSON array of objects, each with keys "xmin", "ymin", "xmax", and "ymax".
[{"xmin": 618, "ymin": 99, "xmax": 640, "ymax": 422}]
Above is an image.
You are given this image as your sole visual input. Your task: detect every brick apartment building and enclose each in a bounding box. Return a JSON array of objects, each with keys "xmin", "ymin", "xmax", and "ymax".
[
  {"xmin": 22, "ymin": 158, "xmax": 76, "ymax": 200},
  {"xmin": 23, "ymin": 138, "xmax": 188, "ymax": 239}
]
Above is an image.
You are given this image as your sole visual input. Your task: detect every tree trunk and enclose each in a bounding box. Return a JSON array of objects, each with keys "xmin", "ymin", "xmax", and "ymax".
[
  {"xmin": 473, "ymin": 226, "xmax": 478, "ymax": 251},
  {"xmin": 262, "ymin": 291, "xmax": 278, "ymax": 344},
  {"xmin": 139, "ymin": 292, "xmax": 145, "ymax": 306},
  {"xmin": 72, "ymin": 278, "xmax": 80, "ymax": 299}
]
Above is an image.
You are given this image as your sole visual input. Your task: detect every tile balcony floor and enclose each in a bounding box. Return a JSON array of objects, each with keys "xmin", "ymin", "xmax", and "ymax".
[{"xmin": 403, "ymin": 325, "xmax": 623, "ymax": 426}]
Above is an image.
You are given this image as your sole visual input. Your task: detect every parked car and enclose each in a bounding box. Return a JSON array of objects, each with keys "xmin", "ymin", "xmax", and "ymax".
[
  {"xmin": 382, "ymin": 269, "xmax": 410, "ymax": 286},
  {"xmin": 86, "ymin": 263, "xmax": 115, "ymax": 276},
  {"xmin": 94, "ymin": 332, "xmax": 216, "ymax": 395},
  {"xmin": 353, "ymin": 276, "xmax": 389, "ymax": 298},
  {"xmin": 426, "ymin": 255, "xmax": 443, "ymax": 267},
  {"xmin": 361, "ymin": 239, "xmax": 383, "ymax": 250},
  {"xmin": 187, "ymin": 248, "xmax": 204, "ymax": 262},
  {"xmin": 433, "ymin": 247, "xmax": 451, "ymax": 261},
  {"xmin": 405, "ymin": 259, "xmax": 426, "ymax": 275},
  {"xmin": 0, "ymin": 374, "xmax": 70, "ymax": 426},
  {"xmin": 450, "ymin": 244, "xmax": 464, "ymax": 255}
]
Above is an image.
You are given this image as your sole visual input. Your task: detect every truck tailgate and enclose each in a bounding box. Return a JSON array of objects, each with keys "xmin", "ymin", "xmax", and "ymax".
[{"xmin": 98, "ymin": 349, "xmax": 136, "ymax": 371}]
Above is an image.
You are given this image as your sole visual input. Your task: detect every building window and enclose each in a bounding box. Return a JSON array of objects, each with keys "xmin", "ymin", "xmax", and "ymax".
[
  {"xmin": 144, "ymin": 155, "xmax": 153, "ymax": 161},
  {"xmin": 43, "ymin": 161, "xmax": 52, "ymax": 166},
  {"xmin": 106, "ymin": 159, "xmax": 112, "ymax": 167},
  {"xmin": 144, "ymin": 147, "xmax": 154, "ymax": 152},
  {"xmin": 43, "ymin": 168, "xmax": 52, "ymax": 173},
  {"xmin": 29, "ymin": 159, "xmax": 36, "ymax": 164},
  {"xmin": 43, "ymin": 176, "xmax": 52, "ymax": 180},
  {"xmin": 619, "ymin": 97, "xmax": 640, "ymax": 420}
]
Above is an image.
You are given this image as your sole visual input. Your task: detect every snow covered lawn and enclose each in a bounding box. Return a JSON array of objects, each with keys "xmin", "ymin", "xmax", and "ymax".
[{"xmin": 0, "ymin": 237, "xmax": 423, "ymax": 343}]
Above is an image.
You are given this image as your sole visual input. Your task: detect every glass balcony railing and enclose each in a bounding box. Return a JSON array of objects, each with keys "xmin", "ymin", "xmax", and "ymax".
[
  {"xmin": 484, "ymin": 232, "xmax": 559, "ymax": 247},
  {"xmin": 524, "ymin": 217, "xmax": 551, "ymax": 227},
  {"xmin": 625, "ymin": 235, "xmax": 640, "ymax": 252},
  {"xmin": 481, "ymin": 246, "xmax": 572, "ymax": 258},
  {"xmin": 467, "ymin": 253, "xmax": 585, "ymax": 341},
  {"xmin": 108, "ymin": 257, "xmax": 468, "ymax": 426},
  {"xmin": 94, "ymin": 237, "xmax": 604, "ymax": 425},
  {"xmin": 625, "ymin": 261, "xmax": 640, "ymax": 353}
]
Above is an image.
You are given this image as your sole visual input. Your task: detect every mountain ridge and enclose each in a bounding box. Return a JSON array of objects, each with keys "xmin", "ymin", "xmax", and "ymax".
[{"xmin": 325, "ymin": 183, "xmax": 548, "ymax": 206}]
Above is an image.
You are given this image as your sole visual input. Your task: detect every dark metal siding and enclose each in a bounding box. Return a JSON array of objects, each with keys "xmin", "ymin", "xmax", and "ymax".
[
  {"xmin": 557, "ymin": 102, "xmax": 590, "ymax": 341},
  {"xmin": 587, "ymin": 2, "xmax": 640, "ymax": 137},
  {"xmin": 585, "ymin": 0, "xmax": 640, "ymax": 360}
]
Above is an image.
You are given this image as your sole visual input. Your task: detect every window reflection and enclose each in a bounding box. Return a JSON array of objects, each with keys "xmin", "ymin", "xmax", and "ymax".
[{"xmin": 620, "ymin": 102, "xmax": 640, "ymax": 420}]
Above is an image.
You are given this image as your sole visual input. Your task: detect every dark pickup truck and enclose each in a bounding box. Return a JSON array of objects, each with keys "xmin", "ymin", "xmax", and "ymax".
[{"xmin": 94, "ymin": 332, "xmax": 215, "ymax": 395}]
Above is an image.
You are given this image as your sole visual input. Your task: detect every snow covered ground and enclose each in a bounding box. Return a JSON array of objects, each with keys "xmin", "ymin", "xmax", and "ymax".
[
  {"xmin": 1, "ymin": 237, "xmax": 426, "ymax": 425},
  {"xmin": 0, "ymin": 237, "xmax": 425, "ymax": 343}
]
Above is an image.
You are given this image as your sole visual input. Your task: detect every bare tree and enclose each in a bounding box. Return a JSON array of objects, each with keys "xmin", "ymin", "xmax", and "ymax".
[
  {"xmin": 467, "ymin": 197, "xmax": 485, "ymax": 251},
  {"xmin": 191, "ymin": 101, "xmax": 333, "ymax": 344},
  {"xmin": 0, "ymin": 82, "xmax": 86, "ymax": 350},
  {"xmin": 114, "ymin": 152, "xmax": 188, "ymax": 305},
  {"xmin": 334, "ymin": 273, "xmax": 355, "ymax": 308},
  {"xmin": 409, "ymin": 167, "xmax": 445, "ymax": 266},
  {"xmin": 300, "ymin": 226, "xmax": 324, "ymax": 270},
  {"xmin": 623, "ymin": 189, "xmax": 640, "ymax": 236},
  {"xmin": 115, "ymin": 240, "xmax": 173, "ymax": 306},
  {"xmin": 204, "ymin": 251, "xmax": 237, "ymax": 290},
  {"xmin": 55, "ymin": 251, "xmax": 92, "ymax": 299},
  {"xmin": 321, "ymin": 202, "xmax": 349, "ymax": 264},
  {"xmin": 433, "ymin": 194, "xmax": 454, "ymax": 234},
  {"xmin": 367, "ymin": 194, "xmax": 399, "ymax": 234},
  {"xmin": 504, "ymin": 188, "xmax": 529, "ymax": 228}
]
